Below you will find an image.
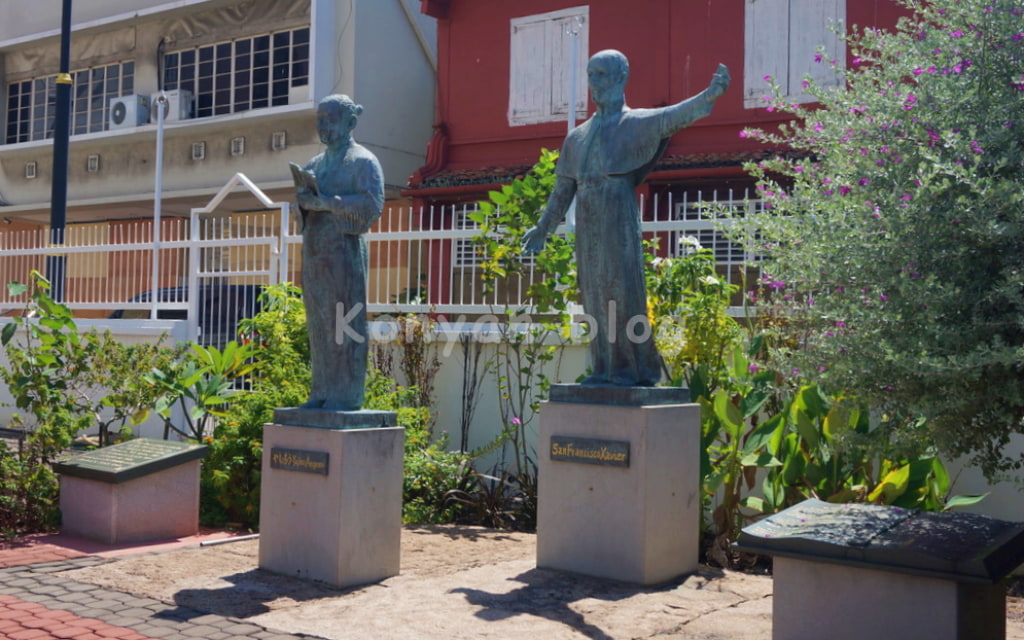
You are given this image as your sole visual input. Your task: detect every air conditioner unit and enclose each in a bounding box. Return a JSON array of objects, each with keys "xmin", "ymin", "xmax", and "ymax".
[
  {"xmin": 108, "ymin": 95, "xmax": 150, "ymax": 130},
  {"xmin": 151, "ymin": 89, "xmax": 195, "ymax": 122}
]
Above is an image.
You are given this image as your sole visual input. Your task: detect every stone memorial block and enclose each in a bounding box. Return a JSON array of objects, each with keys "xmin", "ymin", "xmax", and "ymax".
[
  {"xmin": 259, "ymin": 410, "xmax": 403, "ymax": 589},
  {"xmin": 537, "ymin": 387, "xmax": 701, "ymax": 585},
  {"xmin": 737, "ymin": 499, "xmax": 1024, "ymax": 640},
  {"xmin": 54, "ymin": 438, "xmax": 207, "ymax": 544}
]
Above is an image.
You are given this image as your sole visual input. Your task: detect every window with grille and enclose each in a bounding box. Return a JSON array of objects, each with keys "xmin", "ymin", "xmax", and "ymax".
[
  {"xmin": 452, "ymin": 208, "xmax": 538, "ymax": 268},
  {"xmin": 672, "ymin": 199, "xmax": 763, "ymax": 264},
  {"xmin": 162, "ymin": 27, "xmax": 310, "ymax": 119},
  {"xmin": 5, "ymin": 61, "xmax": 135, "ymax": 144}
]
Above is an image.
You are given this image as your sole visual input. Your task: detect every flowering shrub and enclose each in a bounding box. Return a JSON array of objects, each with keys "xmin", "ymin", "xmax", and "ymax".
[{"xmin": 742, "ymin": 0, "xmax": 1024, "ymax": 477}]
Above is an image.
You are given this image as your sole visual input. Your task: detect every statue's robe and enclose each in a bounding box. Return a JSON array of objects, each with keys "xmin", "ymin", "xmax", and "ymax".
[
  {"xmin": 300, "ymin": 141, "xmax": 384, "ymax": 409},
  {"xmin": 552, "ymin": 104, "xmax": 709, "ymax": 385}
]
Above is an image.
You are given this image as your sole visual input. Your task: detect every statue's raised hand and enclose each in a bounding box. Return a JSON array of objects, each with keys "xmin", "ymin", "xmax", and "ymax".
[{"xmin": 706, "ymin": 64, "xmax": 730, "ymax": 101}]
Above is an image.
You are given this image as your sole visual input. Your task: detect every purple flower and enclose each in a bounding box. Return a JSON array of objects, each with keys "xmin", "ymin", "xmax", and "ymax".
[
  {"xmin": 511, "ymin": 417, "xmax": 522, "ymax": 426},
  {"xmin": 835, "ymin": 321, "xmax": 846, "ymax": 328},
  {"xmin": 814, "ymin": 53, "xmax": 824, "ymax": 63},
  {"xmin": 951, "ymin": 29, "xmax": 964, "ymax": 38},
  {"xmin": 748, "ymin": 364, "xmax": 760, "ymax": 373}
]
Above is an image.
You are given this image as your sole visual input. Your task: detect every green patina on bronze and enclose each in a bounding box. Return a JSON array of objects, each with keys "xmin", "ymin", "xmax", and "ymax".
[{"xmin": 52, "ymin": 438, "xmax": 207, "ymax": 484}]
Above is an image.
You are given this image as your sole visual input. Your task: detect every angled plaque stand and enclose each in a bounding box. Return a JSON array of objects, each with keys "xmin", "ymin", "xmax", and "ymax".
[
  {"xmin": 737, "ymin": 499, "xmax": 1024, "ymax": 640},
  {"xmin": 536, "ymin": 384, "xmax": 700, "ymax": 585},
  {"xmin": 258, "ymin": 409, "xmax": 403, "ymax": 588},
  {"xmin": 54, "ymin": 439, "xmax": 207, "ymax": 544}
]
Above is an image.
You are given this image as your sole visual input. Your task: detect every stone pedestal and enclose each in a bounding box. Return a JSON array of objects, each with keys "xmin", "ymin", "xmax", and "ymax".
[
  {"xmin": 258, "ymin": 409, "xmax": 403, "ymax": 588},
  {"xmin": 773, "ymin": 558, "xmax": 1005, "ymax": 640},
  {"xmin": 536, "ymin": 385, "xmax": 700, "ymax": 585},
  {"xmin": 54, "ymin": 439, "xmax": 207, "ymax": 545}
]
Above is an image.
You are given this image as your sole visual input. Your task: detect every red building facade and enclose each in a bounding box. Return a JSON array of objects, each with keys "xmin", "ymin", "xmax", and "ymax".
[
  {"xmin": 409, "ymin": 0, "xmax": 903, "ymax": 202},
  {"xmin": 405, "ymin": 0, "xmax": 905, "ymax": 308}
]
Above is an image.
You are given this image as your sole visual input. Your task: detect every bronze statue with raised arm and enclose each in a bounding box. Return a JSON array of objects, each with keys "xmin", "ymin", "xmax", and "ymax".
[{"xmin": 523, "ymin": 50, "xmax": 730, "ymax": 387}]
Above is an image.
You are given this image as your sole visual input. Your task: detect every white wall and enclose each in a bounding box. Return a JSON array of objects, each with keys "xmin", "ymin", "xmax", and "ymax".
[{"xmin": 352, "ymin": 0, "xmax": 437, "ymax": 189}]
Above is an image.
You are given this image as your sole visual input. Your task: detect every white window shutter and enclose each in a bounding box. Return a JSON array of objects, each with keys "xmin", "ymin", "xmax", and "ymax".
[
  {"xmin": 744, "ymin": 0, "xmax": 790, "ymax": 108},
  {"xmin": 508, "ymin": 19, "xmax": 549, "ymax": 125},
  {"xmin": 550, "ymin": 12, "xmax": 589, "ymax": 119},
  {"xmin": 790, "ymin": 0, "xmax": 845, "ymax": 96}
]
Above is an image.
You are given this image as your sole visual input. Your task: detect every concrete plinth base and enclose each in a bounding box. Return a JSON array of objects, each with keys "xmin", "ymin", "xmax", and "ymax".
[
  {"xmin": 536, "ymin": 395, "xmax": 700, "ymax": 585},
  {"xmin": 60, "ymin": 460, "xmax": 201, "ymax": 545},
  {"xmin": 259, "ymin": 417, "xmax": 403, "ymax": 588},
  {"xmin": 773, "ymin": 557, "xmax": 1005, "ymax": 640}
]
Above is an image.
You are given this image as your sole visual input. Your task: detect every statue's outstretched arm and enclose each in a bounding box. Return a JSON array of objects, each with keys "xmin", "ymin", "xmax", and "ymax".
[{"xmin": 660, "ymin": 63, "xmax": 730, "ymax": 137}]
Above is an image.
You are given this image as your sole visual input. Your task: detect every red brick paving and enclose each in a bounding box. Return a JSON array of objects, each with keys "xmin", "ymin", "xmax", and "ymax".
[
  {"xmin": 0, "ymin": 538, "xmax": 87, "ymax": 569},
  {"xmin": 0, "ymin": 594, "xmax": 159, "ymax": 640}
]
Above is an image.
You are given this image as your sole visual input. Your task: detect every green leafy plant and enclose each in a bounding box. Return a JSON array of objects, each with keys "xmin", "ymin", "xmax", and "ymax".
[
  {"xmin": 698, "ymin": 342, "xmax": 986, "ymax": 567},
  {"xmin": 646, "ymin": 239, "xmax": 743, "ymax": 390},
  {"xmin": 471, "ymin": 148, "xmax": 576, "ymax": 315},
  {"xmin": 147, "ymin": 340, "xmax": 255, "ymax": 442},
  {"xmin": 465, "ymin": 149, "xmax": 577, "ymax": 531},
  {"xmin": 200, "ymin": 285, "xmax": 306, "ymax": 526},
  {"xmin": 0, "ymin": 272, "xmax": 178, "ymax": 533},
  {"xmin": 740, "ymin": 0, "xmax": 1024, "ymax": 476}
]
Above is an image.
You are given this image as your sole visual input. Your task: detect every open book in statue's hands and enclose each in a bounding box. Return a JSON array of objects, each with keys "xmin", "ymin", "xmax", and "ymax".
[{"xmin": 289, "ymin": 162, "xmax": 318, "ymax": 195}]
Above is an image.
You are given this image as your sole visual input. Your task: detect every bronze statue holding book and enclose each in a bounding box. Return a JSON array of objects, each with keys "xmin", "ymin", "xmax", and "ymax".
[{"xmin": 291, "ymin": 94, "xmax": 384, "ymax": 410}]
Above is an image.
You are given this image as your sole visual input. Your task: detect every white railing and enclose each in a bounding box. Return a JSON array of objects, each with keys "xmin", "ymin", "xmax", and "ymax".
[{"xmin": 0, "ymin": 187, "xmax": 760, "ymax": 329}]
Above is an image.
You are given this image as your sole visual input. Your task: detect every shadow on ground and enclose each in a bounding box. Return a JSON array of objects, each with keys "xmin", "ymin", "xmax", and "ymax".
[
  {"xmin": 168, "ymin": 567, "xmax": 347, "ymax": 619},
  {"xmin": 450, "ymin": 567, "xmax": 695, "ymax": 640}
]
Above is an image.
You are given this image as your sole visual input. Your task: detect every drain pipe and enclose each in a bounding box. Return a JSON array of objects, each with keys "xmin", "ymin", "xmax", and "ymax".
[{"xmin": 200, "ymin": 533, "xmax": 260, "ymax": 547}]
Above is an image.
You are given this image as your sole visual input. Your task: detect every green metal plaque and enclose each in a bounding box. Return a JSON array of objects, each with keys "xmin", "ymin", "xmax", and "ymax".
[
  {"xmin": 270, "ymin": 447, "xmax": 330, "ymax": 474},
  {"xmin": 550, "ymin": 435, "xmax": 630, "ymax": 468},
  {"xmin": 52, "ymin": 438, "xmax": 208, "ymax": 484}
]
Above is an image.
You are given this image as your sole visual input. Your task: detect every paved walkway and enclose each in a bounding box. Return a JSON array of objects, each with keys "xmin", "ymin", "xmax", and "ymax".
[{"xmin": 0, "ymin": 535, "xmax": 322, "ymax": 640}]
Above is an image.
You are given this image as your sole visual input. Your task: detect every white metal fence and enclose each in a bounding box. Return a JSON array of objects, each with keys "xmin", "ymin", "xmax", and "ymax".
[{"xmin": 0, "ymin": 185, "xmax": 760, "ymax": 338}]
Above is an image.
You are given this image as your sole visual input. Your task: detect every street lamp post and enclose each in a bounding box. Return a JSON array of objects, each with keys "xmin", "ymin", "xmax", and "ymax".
[
  {"xmin": 151, "ymin": 93, "xmax": 168, "ymax": 319},
  {"xmin": 47, "ymin": 0, "xmax": 73, "ymax": 300}
]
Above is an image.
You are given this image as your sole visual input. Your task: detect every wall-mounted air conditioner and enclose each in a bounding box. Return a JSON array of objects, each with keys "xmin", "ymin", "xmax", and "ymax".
[
  {"xmin": 109, "ymin": 95, "xmax": 151, "ymax": 130},
  {"xmin": 151, "ymin": 90, "xmax": 195, "ymax": 122}
]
